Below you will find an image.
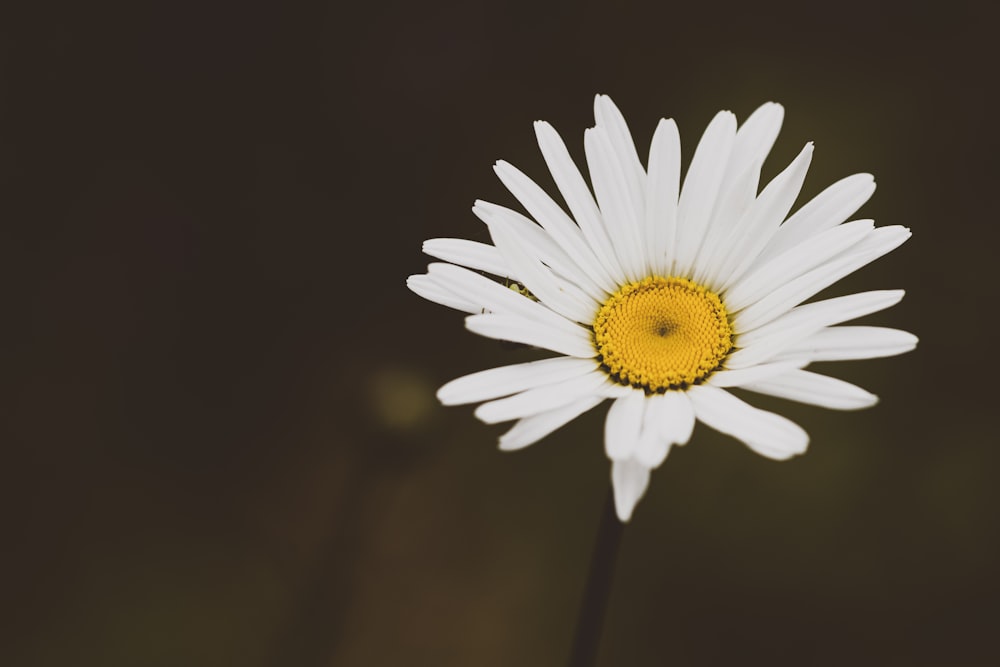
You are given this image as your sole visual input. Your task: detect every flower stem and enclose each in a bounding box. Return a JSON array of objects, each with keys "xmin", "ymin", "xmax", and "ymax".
[{"xmin": 567, "ymin": 485, "xmax": 624, "ymax": 667}]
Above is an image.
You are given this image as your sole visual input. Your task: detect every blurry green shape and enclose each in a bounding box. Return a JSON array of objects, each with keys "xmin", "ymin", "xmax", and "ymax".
[{"xmin": 367, "ymin": 366, "xmax": 437, "ymax": 432}]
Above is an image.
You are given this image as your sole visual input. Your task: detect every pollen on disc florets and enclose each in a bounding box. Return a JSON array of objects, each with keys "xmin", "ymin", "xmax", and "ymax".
[{"xmin": 593, "ymin": 276, "xmax": 734, "ymax": 393}]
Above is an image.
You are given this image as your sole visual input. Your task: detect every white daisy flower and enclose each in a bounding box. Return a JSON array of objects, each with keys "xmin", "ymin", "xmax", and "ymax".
[{"xmin": 407, "ymin": 95, "xmax": 916, "ymax": 522}]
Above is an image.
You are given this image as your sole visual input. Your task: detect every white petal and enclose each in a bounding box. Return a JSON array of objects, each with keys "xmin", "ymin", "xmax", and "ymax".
[
  {"xmin": 725, "ymin": 331, "xmax": 810, "ymax": 370},
  {"xmin": 533, "ymin": 120, "xmax": 625, "ymax": 284},
  {"xmin": 633, "ymin": 431, "xmax": 670, "ymax": 470},
  {"xmin": 488, "ymin": 220, "xmax": 600, "ymax": 323},
  {"xmin": 611, "ymin": 458, "xmax": 652, "ymax": 522},
  {"xmin": 498, "ymin": 395, "xmax": 605, "ymax": 451},
  {"xmin": 713, "ymin": 143, "xmax": 814, "ymax": 289},
  {"xmin": 437, "ymin": 357, "xmax": 599, "ymax": 406},
  {"xmin": 693, "ymin": 103, "xmax": 784, "ymax": 283},
  {"xmin": 594, "ymin": 97, "xmax": 646, "ymax": 246},
  {"xmin": 422, "ymin": 238, "xmax": 510, "ymax": 278},
  {"xmin": 474, "ymin": 370, "xmax": 608, "ymax": 424},
  {"xmin": 465, "ymin": 312, "xmax": 596, "ymax": 358},
  {"xmin": 674, "ymin": 111, "xmax": 737, "ymax": 276},
  {"xmin": 723, "ymin": 219, "xmax": 875, "ymax": 312},
  {"xmin": 644, "ymin": 118, "xmax": 681, "ymax": 276},
  {"xmin": 707, "ymin": 361, "xmax": 805, "ymax": 388},
  {"xmin": 598, "ymin": 381, "xmax": 635, "ymax": 399},
  {"xmin": 584, "ymin": 126, "xmax": 647, "ymax": 281},
  {"xmin": 633, "ymin": 391, "xmax": 695, "ymax": 468},
  {"xmin": 604, "ymin": 390, "xmax": 646, "ymax": 460},
  {"xmin": 743, "ymin": 369, "xmax": 879, "ymax": 411},
  {"xmin": 423, "ymin": 261, "xmax": 522, "ymax": 315},
  {"xmin": 732, "ymin": 226, "xmax": 911, "ymax": 333},
  {"xmin": 594, "ymin": 95, "xmax": 646, "ymax": 201},
  {"xmin": 426, "ymin": 262, "xmax": 576, "ymax": 331},
  {"xmin": 736, "ymin": 289, "xmax": 905, "ymax": 344},
  {"xmin": 691, "ymin": 159, "xmax": 762, "ymax": 286},
  {"xmin": 727, "ymin": 290, "xmax": 907, "ymax": 369},
  {"xmin": 721, "ymin": 102, "xmax": 784, "ymax": 195},
  {"xmin": 632, "ymin": 396, "xmax": 668, "ymax": 468},
  {"xmin": 773, "ymin": 326, "xmax": 918, "ymax": 362},
  {"xmin": 472, "ymin": 201, "xmax": 607, "ymax": 300},
  {"xmin": 406, "ymin": 274, "xmax": 481, "ymax": 314},
  {"xmin": 658, "ymin": 390, "xmax": 696, "ymax": 446},
  {"xmin": 688, "ymin": 385, "xmax": 809, "ymax": 461},
  {"xmin": 493, "ymin": 161, "xmax": 617, "ymax": 294},
  {"xmin": 762, "ymin": 173, "xmax": 876, "ymax": 261}
]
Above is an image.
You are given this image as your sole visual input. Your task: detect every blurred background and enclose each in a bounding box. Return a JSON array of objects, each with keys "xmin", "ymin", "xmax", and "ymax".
[{"xmin": 2, "ymin": 0, "xmax": 997, "ymax": 665}]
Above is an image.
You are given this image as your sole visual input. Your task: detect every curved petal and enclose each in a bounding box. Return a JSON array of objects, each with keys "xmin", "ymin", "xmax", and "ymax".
[
  {"xmin": 693, "ymin": 102, "xmax": 784, "ymax": 285},
  {"xmin": 734, "ymin": 289, "xmax": 905, "ymax": 347},
  {"xmin": 645, "ymin": 118, "xmax": 681, "ymax": 276},
  {"xmin": 425, "ymin": 262, "xmax": 584, "ymax": 335},
  {"xmin": 658, "ymin": 390, "xmax": 696, "ymax": 447},
  {"xmin": 585, "ymin": 126, "xmax": 647, "ymax": 281},
  {"xmin": 633, "ymin": 391, "xmax": 695, "ymax": 468},
  {"xmin": 762, "ymin": 173, "xmax": 876, "ymax": 261},
  {"xmin": 473, "ymin": 200, "xmax": 608, "ymax": 299},
  {"xmin": 488, "ymin": 220, "xmax": 600, "ymax": 323},
  {"xmin": 594, "ymin": 95, "xmax": 646, "ymax": 200},
  {"xmin": 673, "ymin": 111, "xmax": 737, "ymax": 277},
  {"xmin": 732, "ymin": 226, "xmax": 911, "ymax": 333},
  {"xmin": 604, "ymin": 390, "xmax": 646, "ymax": 460},
  {"xmin": 422, "ymin": 238, "xmax": 510, "ymax": 278},
  {"xmin": 633, "ymin": 432, "xmax": 670, "ymax": 470},
  {"xmin": 465, "ymin": 313, "xmax": 596, "ymax": 358},
  {"xmin": 721, "ymin": 102, "xmax": 784, "ymax": 195},
  {"xmin": 713, "ymin": 142, "xmax": 814, "ymax": 289},
  {"xmin": 632, "ymin": 394, "xmax": 667, "ymax": 468},
  {"xmin": 772, "ymin": 326, "xmax": 918, "ymax": 362},
  {"xmin": 727, "ymin": 290, "xmax": 907, "ymax": 369},
  {"xmin": 493, "ymin": 160, "xmax": 618, "ymax": 293},
  {"xmin": 688, "ymin": 385, "xmax": 809, "ymax": 460},
  {"xmin": 437, "ymin": 357, "xmax": 599, "ymax": 406},
  {"xmin": 475, "ymin": 370, "xmax": 608, "ymax": 424},
  {"xmin": 612, "ymin": 458, "xmax": 652, "ymax": 522},
  {"xmin": 707, "ymin": 361, "xmax": 805, "ymax": 388},
  {"xmin": 723, "ymin": 219, "xmax": 875, "ymax": 312},
  {"xmin": 743, "ymin": 369, "xmax": 879, "ymax": 411},
  {"xmin": 533, "ymin": 120, "xmax": 625, "ymax": 284},
  {"xmin": 691, "ymin": 159, "xmax": 762, "ymax": 287},
  {"xmin": 498, "ymin": 395, "xmax": 605, "ymax": 451},
  {"xmin": 406, "ymin": 274, "xmax": 481, "ymax": 314}
]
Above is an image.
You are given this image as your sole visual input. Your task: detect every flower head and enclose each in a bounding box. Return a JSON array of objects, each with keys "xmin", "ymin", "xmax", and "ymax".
[{"xmin": 408, "ymin": 96, "xmax": 916, "ymax": 521}]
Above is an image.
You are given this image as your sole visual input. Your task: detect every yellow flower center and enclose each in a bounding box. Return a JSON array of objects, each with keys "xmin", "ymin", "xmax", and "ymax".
[{"xmin": 593, "ymin": 276, "xmax": 733, "ymax": 393}]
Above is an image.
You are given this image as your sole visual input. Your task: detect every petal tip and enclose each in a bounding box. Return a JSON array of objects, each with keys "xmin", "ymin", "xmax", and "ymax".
[
  {"xmin": 497, "ymin": 438, "xmax": 521, "ymax": 452},
  {"xmin": 435, "ymin": 383, "xmax": 458, "ymax": 406},
  {"xmin": 614, "ymin": 504, "xmax": 633, "ymax": 523},
  {"xmin": 656, "ymin": 116, "xmax": 678, "ymax": 131},
  {"xmin": 472, "ymin": 402, "xmax": 500, "ymax": 424}
]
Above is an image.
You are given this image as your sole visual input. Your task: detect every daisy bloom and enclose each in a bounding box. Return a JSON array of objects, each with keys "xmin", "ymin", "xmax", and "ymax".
[{"xmin": 407, "ymin": 96, "xmax": 916, "ymax": 522}]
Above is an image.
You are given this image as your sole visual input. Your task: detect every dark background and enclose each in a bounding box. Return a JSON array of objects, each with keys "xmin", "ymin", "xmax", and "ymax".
[{"xmin": 2, "ymin": 1, "xmax": 997, "ymax": 665}]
